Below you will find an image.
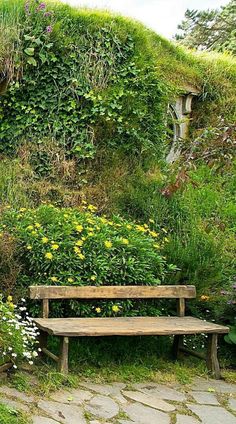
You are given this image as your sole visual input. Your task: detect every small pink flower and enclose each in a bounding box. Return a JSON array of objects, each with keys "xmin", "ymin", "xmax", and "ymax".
[{"xmin": 46, "ymin": 25, "xmax": 52, "ymax": 33}]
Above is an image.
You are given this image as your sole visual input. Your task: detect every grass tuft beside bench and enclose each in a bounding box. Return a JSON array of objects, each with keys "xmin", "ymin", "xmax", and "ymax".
[{"xmin": 29, "ymin": 285, "xmax": 229, "ymax": 378}]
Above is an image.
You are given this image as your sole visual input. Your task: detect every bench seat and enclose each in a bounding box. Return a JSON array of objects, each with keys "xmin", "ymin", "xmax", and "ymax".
[
  {"xmin": 34, "ymin": 316, "xmax": 228, "ymax": 337},
  {"xmin": 30, "ymin": 285, "xmax": 229, "ymax": 378}
]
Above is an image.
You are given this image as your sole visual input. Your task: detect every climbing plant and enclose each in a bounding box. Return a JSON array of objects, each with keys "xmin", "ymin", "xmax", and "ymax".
[{"xmin": 0, "ymin": 0, "xmax": 168, "ymax": 160}]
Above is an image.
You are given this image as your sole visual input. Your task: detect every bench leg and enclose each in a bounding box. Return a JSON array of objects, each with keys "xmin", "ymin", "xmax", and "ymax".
[
  {"xmin": 206, "ymin": 334, "xmax": 221, "ymax": 379},
  {"xmin": 173, "ymin": 335, "xmax": 183, "ymax": 360},
  {"xmin": 58, "ymin": 337, "xmax": 69, "ymax": 375},
  {"xmin": 39, "ymin": 330, "xmax": 48, "ymax": 357}
]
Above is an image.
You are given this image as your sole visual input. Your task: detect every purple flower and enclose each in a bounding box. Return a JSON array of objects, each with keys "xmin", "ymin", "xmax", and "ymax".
[
  {"xmin": 46, "ymin": 25, "xmax": 53, "ymax": 33},
  {"xmin": 44, "ymin": 11, "xmax": 52, "ymax": 17},
  {"xmin": 25, "ymin": 1, "xmax": 30, "ymax": 14},
  {"xmin": 38, "ymin": 2, "xmax": 46, "ymax": 9}
]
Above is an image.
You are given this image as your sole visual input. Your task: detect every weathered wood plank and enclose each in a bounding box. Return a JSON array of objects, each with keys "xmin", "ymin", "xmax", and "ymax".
[
  {"xmin": 42, "ymin": 299, "xmax": 49, "ymax": 318},
  {"xmin": 33, "ymin": 316, "xmax": 229, "ymax": 337},
  {"xmin": 59, "ymin": 337, "xmax": 69, "ymax": 374},
  {"xmin": 179, "ymin": 346, "xmax": 205, "ymax": 360},
  {"xmin": 206, "ymin": 333, "xmax": 221, "ymax": 379},
  {"xmin": 177, "ymin": 298, "xmax": 185, "ymax": 317},
  {"xmin": 42, "ymin": 348, "xmax": 59, "ymax": 363},
  {"xmin": 29, "ymin": 285, "xmax": 196, "ymax": 300},
  {"xmin": 0, "ymin": 362, "xmax": 13, "ymax": 373}
]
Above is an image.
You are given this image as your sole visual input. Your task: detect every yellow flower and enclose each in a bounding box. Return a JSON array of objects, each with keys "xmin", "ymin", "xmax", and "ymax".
[
  {"xmin": 150, "ymin": 231, "xmax": 158, "ymax": 238},
  {"xmin": 87, "ymin": 204, "xmax": 97, "ymax": 212},
  {"xmin": 149, "ymin": 219, "xmax": 154, "ymax": 223},
  {"xmin": 126, "ymin": 224, "xmax": 132, "ymax": 230},
  {"xmin": 136, "ymin": 225, "xmax": 146, "ymax": 232},
  {"xmin": 31, "ymin": 230, "xmax": 37, "ymax": 236},
  {"xmin": 7, "ymin": 295, "xmax": 13, "ymax": 302},
  {"xmin": 164, "ymin": 237, "xmax": 169, "ymax": 243},
  {"xmin": 45, "ymin": 252, "xmax": 53, "ymax": 260},
  {"xmin": 51, "ymin": 244, "xmax": 59, "ymax": 250},
  {"xmin": 27, "ymin": 225, "xmax": 34, "ymax": 231},
  {"xmin": 121, "ymin": 238, "xmax": 129, "ymax": 245},
  {"xmin": 104, "ymin": 240, "xmax": 112, "ymax": 249},
  {"xmin": 82, "ymin": 237, "xmax": 86, "ymax": 241},
  {"xmin": 76, "ymin": 240, "xmax": 84, "ymax": 247},
  {"xmin": 76, "ymin": 225, "xmax": 83, "ymax": 233},
  {"xmin": 27, "ymin": 245, "xmax": 32, "ymax": 250},
  {"xmin": 112, "ymin": 305, "xmax": 120, "ymax": 313},
  {"xmin": 88, "ymin": 232, "xmax": 94, "ymax": 237},
  {"xmin": 101, "ymin": 217, "xmax": 107, "ymax": 224},
  {"xmin": 35, "ymin": 222, "xmax": 41, "ymax": 228},
  {"xmin": 78, "ymin": 253, "xmax": 85, "ymax": 260},
  {"xmin": 90, "ymin": 275, "xmax": 97, "ymax": 281},
  {"xmin": 200, "ymin": 295, "xmax": 210, "ymax": 301},
  {"xmin": 8, "ymin": 302, "xmax": 15, "ymax": 310},
  {"xmin": 50, "ymin": 276, "xmax": 58, "ymax": 282},
  {"xmin": 42, "ymin": 237, "xmax": 49, "ymax": 244},
  {"xmin": 95, "ymin": 307, "xmax": 101, "ymax": 313},
  {"xmin": 74, "ymin": 246, "xmax": 81, "ymax": 254},
  {"xmin": 67, "ymin": 278, "xmax": 74, "ymax": 283},
  {"xmin": 20, "ymin": 208, "xmax": 26, "ymax": 212},
  {"xmin": 153, "ymin": 243, "xmax": 160, "ymax": 249}
]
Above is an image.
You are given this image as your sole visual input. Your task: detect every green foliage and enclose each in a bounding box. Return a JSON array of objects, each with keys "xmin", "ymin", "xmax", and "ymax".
[
  {"xmin": 0, "ymin": 0, "xmax": 168, "ymax": 158},
  {"xmin": 0, "ymin": 204, "xmax": 176, "ymax": 317},
  {"xmin": 0, "ymin": 295, "xmax": 39, "ymax": 368},
  {"xmin": 113, "ymin": 164, "xmax": 236, "ymax": 294},
  {"xmin": 0, "ymin": 403, "xmax": 30, "ymax": 424},
  {"xmin": 175, "ymin": 0, "xmax": 236, "ymax": 54}
]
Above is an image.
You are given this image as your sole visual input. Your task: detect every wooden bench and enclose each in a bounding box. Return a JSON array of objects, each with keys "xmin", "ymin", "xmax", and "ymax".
[{"xmin": 29, "ymin": 285, "xmax": 229, "ymax": 378}]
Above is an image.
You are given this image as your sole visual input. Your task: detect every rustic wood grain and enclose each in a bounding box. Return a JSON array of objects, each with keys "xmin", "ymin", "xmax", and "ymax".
[
  {"xmin": 59, "ymin": 337, "xmax": 69, "ymax": 374},
  {"xmin": 42, "ymin": 299, "xmax": 49, "ymax": 318},
  {"xmin": 206, "ymin": 333, "xmax": 221, "ymax": 379},
  {"xmin": 29, "ymin": 285, "xmax": 196, "ymax": 300},
  {"xmin": 33, "ymin": 316, "xmax": 229, "ymax": 337}
]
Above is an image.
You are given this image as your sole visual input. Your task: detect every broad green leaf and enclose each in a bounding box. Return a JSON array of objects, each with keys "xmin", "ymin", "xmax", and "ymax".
[
  {"xmin": 27, "ymin": 57, "xmax": 37, "ymax": 67},
  {"xmin": 24, "ymin": 47, "xmax": 35, "ymax": 56}
]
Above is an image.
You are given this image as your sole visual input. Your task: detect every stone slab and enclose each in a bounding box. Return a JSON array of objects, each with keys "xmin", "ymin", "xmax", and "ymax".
[
  {"xmin": 191, "ymin": 391, "xmax": 219, "ymax": 405},
  {"xmin": 50, "ymin": 388, "xmax": 92, "ymax": 404},
  {"xmin": 0, "ymin": 386, "xmax": 34, "ymax": 403},
  {"xmin": 187, "ymin": 404, "xmax": 236, "ymax": 424},
  {"xmin": 38, "ymin": 399, "xmax": 86, "ymax": 424},
  {"xmin": 0, "ymin": 397, "xmax": 29, "ymax": 412},
  {"xmin": 33, "ymin": 417, "xmax": 60, "ymax": 424},
  {"xmin": 176, "ymin": 415, "xmax": 199, "ymax": 424},
  {"xmin": 228, "ymin": 398, "xmax": 236, "ymax": 412},
  {"xmin": 122, "ymin": 390, "xmax": 175, "ymax": 412},
  {"xmin": 134, "ymin": 382, "xmax": 186, "ymax": 402},
  {"xmin": 191, "ymin": 378, "xmax": 236, "ymax": 394},
  {"xmin": 85, "ymin": 395, "xmax": 119, "ymax": 419},
  {"xmin": 123, "ymin": 402, "xmax": 170, "ymax": 424},
  {"xmin": 80, "ymin": 382, "xmax": 126, "ymax": 396}
]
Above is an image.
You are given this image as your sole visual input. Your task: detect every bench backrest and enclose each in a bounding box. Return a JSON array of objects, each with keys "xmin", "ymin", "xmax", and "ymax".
[{"xmin": 29, "ymin": 285, "xmax": 196, "ymax": 318}]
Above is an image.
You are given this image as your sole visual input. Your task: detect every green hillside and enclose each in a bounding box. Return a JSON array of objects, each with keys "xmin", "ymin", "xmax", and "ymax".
[{"xmin": 0, "ymin": 0, "xmax": 235, "ymax": 334}]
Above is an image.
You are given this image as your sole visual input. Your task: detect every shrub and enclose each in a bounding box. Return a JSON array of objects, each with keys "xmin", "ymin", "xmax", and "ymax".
[
  {"xmin": 0, "ymin": 204, "xmax": 176, "ymax": 317},
  {"xmin": 0, "ymin": 295, "xmax": 40, "ymax": 369},
  {"xmin": 0, "ymin": 204, "xmax": 175, "ymax": 287}
]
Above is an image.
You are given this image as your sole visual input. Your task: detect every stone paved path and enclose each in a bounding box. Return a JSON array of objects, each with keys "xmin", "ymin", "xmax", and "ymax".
[{"xmin": 0, "ymin": 377, "xmax": 236, "ymax": 423}]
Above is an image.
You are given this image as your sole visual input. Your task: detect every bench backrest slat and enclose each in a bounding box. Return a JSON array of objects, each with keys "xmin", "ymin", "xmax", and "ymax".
[{"xmin": 29, "ymin": 285, "xmax": 196, "ymax": 300}]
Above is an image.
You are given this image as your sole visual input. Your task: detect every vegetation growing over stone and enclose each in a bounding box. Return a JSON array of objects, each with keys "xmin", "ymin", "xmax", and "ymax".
[{"xmin": 0, "ymin": 0, "xmax": 235, "ymax": 362}]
